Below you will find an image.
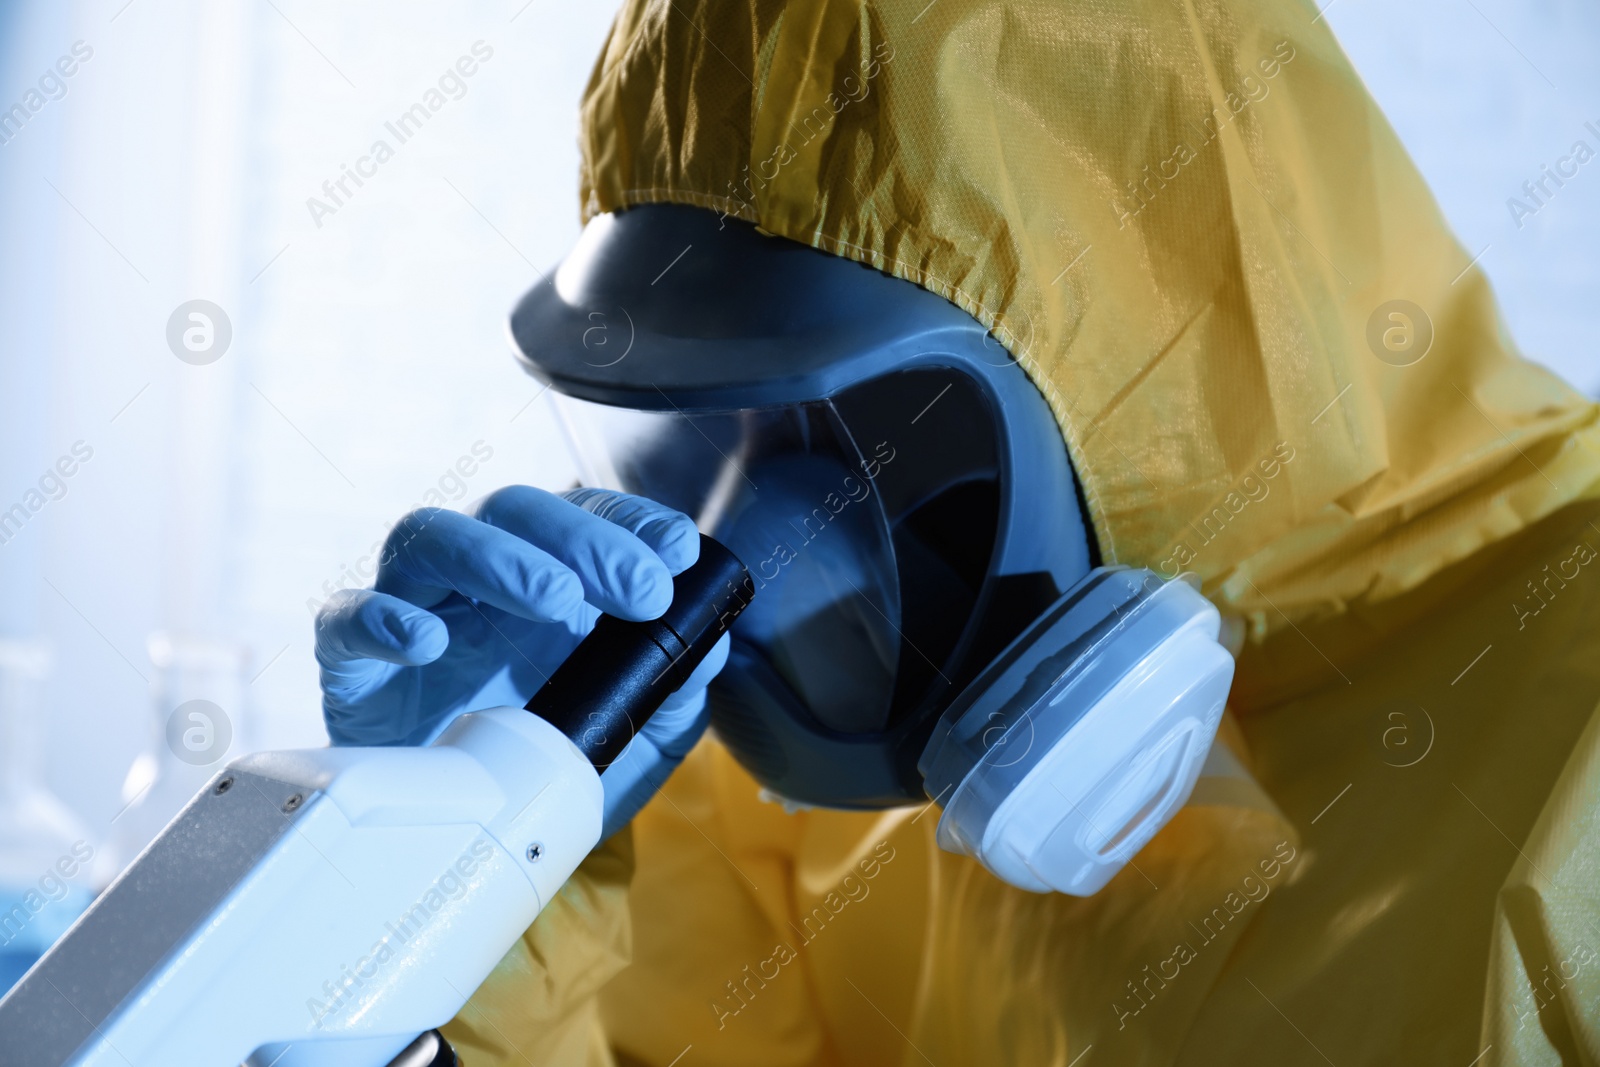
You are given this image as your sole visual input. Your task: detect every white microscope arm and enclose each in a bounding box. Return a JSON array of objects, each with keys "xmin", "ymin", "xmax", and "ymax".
[
  {"xmin": 0, "ymin": 706, "xmax": 601, "ymax": 1067},
  {"xmin": 0, "ymin": 534, "xmax": 751, "ymax": 1067}
]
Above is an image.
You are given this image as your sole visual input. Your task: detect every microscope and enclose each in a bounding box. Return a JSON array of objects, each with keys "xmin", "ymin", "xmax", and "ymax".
[{"xmin": 0, "ymin": 536, "xmax": 750, "ymax": 1067}]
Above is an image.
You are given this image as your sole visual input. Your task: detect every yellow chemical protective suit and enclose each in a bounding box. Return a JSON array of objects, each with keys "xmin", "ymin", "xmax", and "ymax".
[{"xmin": 445, "ymin": 0, "xmax": 1600, "ymax": 1062}]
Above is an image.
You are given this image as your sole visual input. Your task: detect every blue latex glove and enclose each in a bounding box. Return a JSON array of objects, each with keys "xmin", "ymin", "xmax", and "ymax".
[{"xmin": 314, "ymin": 486, "xmax": 728, "ymax": 839}]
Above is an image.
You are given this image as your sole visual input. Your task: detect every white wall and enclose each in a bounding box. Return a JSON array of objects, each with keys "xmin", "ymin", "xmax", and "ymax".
[{"xmin": 1324, "ymin": 0, "xmax": 1600, "ymax": 395}]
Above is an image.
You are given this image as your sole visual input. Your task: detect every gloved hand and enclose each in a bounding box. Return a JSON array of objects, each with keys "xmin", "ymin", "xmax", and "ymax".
[{"xmin": 314, "ymin": 485, "xmax": 729, "ymax": 839}]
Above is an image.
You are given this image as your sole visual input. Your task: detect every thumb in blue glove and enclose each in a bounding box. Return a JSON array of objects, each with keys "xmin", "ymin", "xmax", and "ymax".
[
  {"xmin": 596, "ymin": 631, "xmax": 729, "ymax": 841},
  {"xmin": 313, "ymin": 486, "xmax": 726, "ymax": 838}
]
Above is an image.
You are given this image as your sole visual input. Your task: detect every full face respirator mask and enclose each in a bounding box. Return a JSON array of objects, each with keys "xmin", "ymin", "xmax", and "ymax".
[{"xmin": 511, "ymin": 204, "xmax": 1235, "ymax": 895}]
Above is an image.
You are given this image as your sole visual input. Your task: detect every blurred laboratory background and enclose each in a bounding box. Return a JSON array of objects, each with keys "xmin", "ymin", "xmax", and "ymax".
[{"xmin": 0, "ymin": 0, "xmax": 1596, "ymax": 985}]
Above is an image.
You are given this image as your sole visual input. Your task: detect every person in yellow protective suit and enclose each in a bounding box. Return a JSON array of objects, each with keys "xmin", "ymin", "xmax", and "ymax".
[{"xmin": 441, "ymin": 0, "xmax": 1600, "ymax": 1062}]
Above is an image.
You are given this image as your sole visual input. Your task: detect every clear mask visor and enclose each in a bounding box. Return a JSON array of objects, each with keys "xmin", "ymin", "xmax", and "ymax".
[{"xmin": 550, "ymin": 392, "xmax": 904, "ymax": 734}]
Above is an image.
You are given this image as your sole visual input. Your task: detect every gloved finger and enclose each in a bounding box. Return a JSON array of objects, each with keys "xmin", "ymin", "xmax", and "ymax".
[
  {"xmin": 641, "ymin": 633, "xmax": 730, "ymax": 756},
  {"xmin": 599, "ymin": 732, "xmax": 670, "ymax": 841},
  {"xmin": 597, "ymin": 634, "xmax": 727, "ymax": 839},
  {"xmin": 314, "ymin": 588, "xmax": 450, "ymax": 667},
  {"xmin": 677, "ymin": 630, "xmax": 731, "ymax": 694},
  {"xmin": 324, "ymin": 695, "xmax": 402, "ymax": 748},
  {"xmin": 376, "ymin": 507, "xmax": 585, "ymax": 621},
  {"xmin": 561, "ymin": 487, "xmax": 701, "ymax": 575},
  {"xmin": 598, "ymin": 697, "xmax": 711, "ymax": 841},
  {"xmin": 471, "ymin": 486, "xmax": 694, "ymax": 621}
]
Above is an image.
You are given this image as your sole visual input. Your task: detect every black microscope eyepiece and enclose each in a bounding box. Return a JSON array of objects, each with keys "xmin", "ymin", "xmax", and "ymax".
[{"xmin": 524, "ymin": 534, "xmax": 752, "ymax": 769}]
